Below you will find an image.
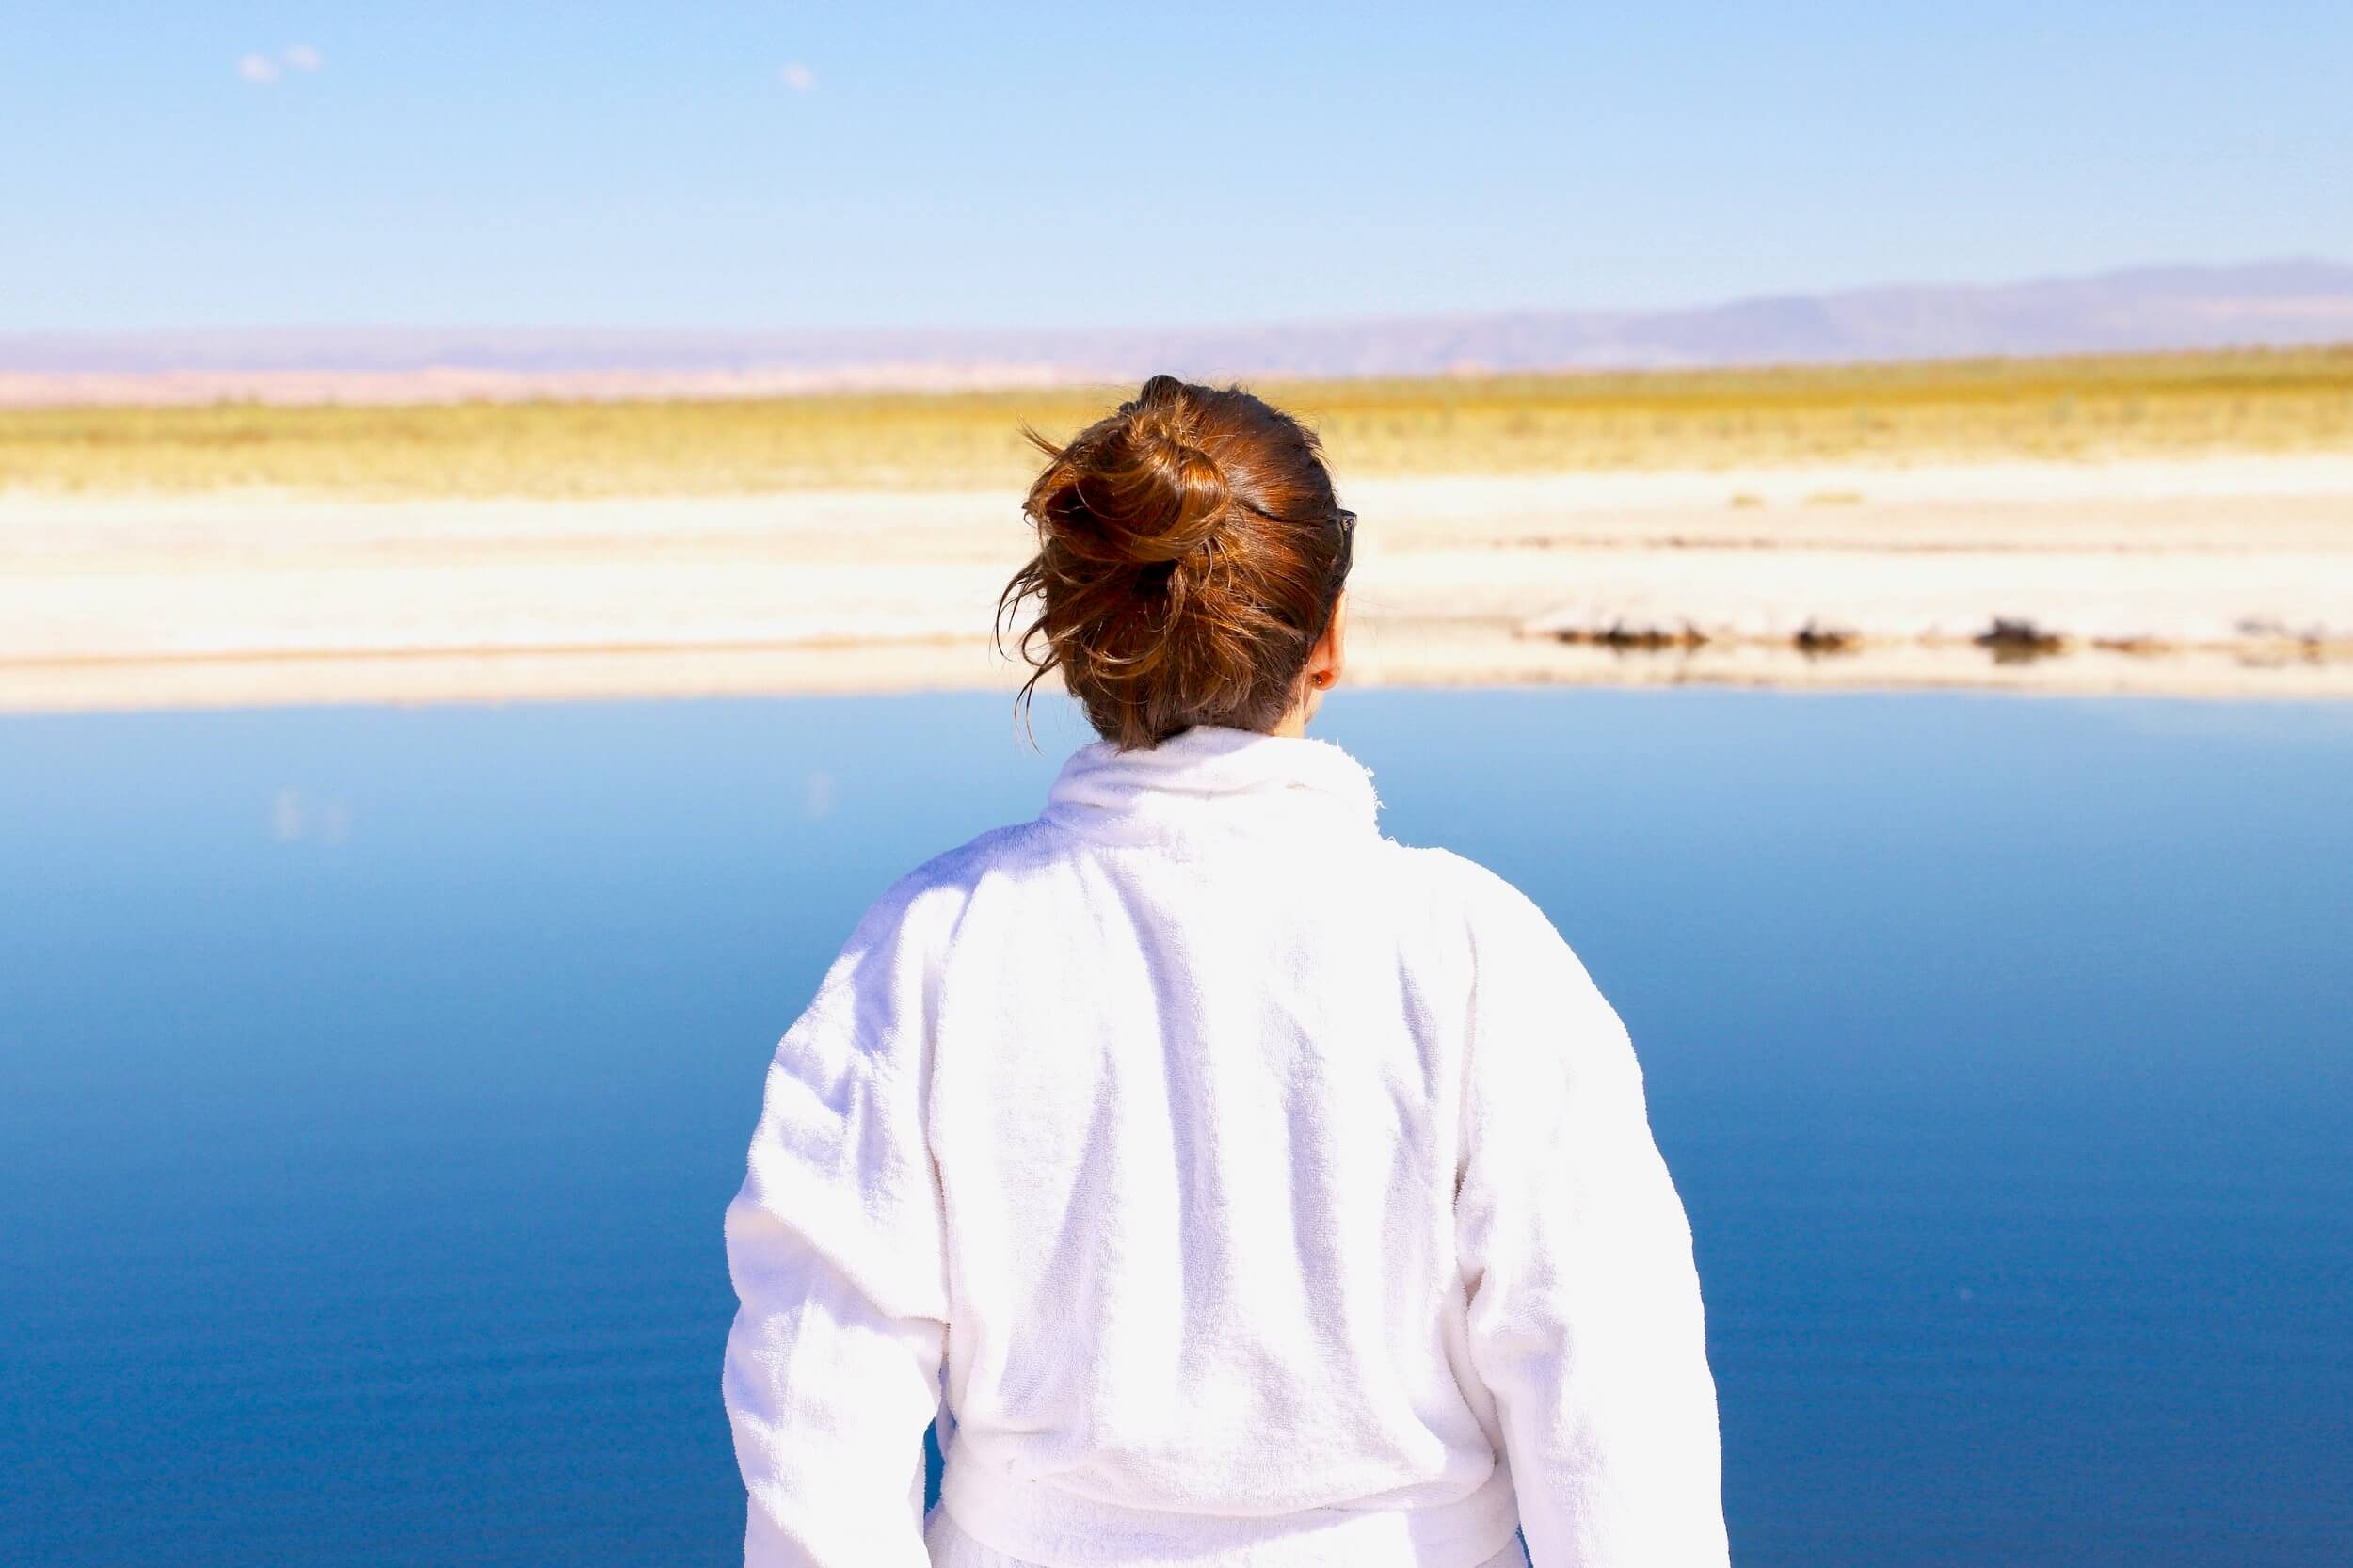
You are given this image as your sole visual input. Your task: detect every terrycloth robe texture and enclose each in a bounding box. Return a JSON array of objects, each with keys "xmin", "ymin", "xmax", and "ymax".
[{"xmin": 722, "ymin": 725, "xmax": 1727, "ymax": 1568}]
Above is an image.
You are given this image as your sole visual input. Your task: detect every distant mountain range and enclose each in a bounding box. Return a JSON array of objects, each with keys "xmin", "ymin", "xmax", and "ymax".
[{"xmin": 5, "ymin": 260, "xmax": 2349, "ymax": 405}]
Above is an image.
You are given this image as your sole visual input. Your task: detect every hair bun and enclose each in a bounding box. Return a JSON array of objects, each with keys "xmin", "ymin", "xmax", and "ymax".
[
  {"xmin": 1004, "ymin": 375, "xmax": 1350, "ymax": 750},
  {"xmin": 1048, "ymin": 385, "xmax": 1234, "ymax": 568}
]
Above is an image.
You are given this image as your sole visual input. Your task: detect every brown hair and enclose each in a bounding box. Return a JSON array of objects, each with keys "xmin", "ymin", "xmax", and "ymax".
[{"xmin": 999, "ymin": 374, "xmax": 1353, "ymax": 751}]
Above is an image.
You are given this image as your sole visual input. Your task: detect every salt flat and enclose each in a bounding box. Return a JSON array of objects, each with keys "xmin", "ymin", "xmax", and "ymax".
[{"xmin": 3, "ymin": 456, "xmax": 2348, "ymax": 712}]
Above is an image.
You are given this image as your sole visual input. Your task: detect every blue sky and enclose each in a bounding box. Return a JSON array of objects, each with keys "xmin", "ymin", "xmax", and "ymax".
[{"xmin": 8, "ymin": 2, "xmax": 2349, "ymax": 331}]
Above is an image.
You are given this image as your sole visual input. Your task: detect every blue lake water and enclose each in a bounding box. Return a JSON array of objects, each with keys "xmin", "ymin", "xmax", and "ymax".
[{"xmin": 3, "ymin": 687, "xmax": 2348, "ymax": 1567}]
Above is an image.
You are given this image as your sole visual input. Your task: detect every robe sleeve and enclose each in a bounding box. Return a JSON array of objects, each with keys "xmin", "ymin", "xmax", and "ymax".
[
  {"xmin": 1453, "ymin": 879, "xmax": 1730, "ymax": 1567},
  {"xmin": 721, "ymin": 886, "xmax": 951, "ymax": 1568}
]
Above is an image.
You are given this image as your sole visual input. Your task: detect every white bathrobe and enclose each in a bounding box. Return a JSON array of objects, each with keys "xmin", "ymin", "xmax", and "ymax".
[{"xmin": 722, "ymin": 725, "xmax": 1727, "ymax": 1568}]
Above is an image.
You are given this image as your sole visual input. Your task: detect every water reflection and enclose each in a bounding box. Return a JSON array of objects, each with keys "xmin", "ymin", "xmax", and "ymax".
[{"xmin": 1, "ymin": 689, "xmax": 2346, "ymax": 1568}]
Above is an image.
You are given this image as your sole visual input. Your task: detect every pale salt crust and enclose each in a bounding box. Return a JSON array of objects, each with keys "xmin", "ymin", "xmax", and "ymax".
[{"xmin": 3, "ymin": 456, "xmax": 2349, "ymax": 712}]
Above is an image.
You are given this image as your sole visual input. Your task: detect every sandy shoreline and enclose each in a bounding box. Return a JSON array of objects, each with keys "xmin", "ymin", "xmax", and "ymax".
[{"xmin": 4, "ymin": 456, "xmax": 2349, "ymax": 713}]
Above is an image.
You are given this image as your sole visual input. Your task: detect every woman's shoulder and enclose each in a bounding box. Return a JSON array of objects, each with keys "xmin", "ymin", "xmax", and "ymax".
[
  {"xmin": 1375, "ymin": 840, "xmax": 1617, "ymax": 1010},
  {"xmin": 849, "ymin": 820, "xmax": 1055, "ymax": 941},
  {"xmin": 1377, "ymin": 839, "xmax": 1563, "ymax": 939}
]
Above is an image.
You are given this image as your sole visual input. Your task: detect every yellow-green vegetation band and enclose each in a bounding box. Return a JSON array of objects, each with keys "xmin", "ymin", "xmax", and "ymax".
[{"xmin": 5, "ymin": 345, "xmax": 2349, "ymax": 498}]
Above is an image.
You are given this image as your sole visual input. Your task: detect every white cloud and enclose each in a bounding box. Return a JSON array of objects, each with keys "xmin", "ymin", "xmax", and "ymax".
[
  {"xmin": 780, "ymin": 61, "xmax": 817, "ymax": 92},
  {"xmin": 237, "ymin": 45, "xmax": 321, "ymax": 86}
]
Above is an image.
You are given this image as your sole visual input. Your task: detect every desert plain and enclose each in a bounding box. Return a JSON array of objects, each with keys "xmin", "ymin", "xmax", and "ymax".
[{"xmin": 3, "ymin": 347, "xmax": 2348, "ymax": 712}]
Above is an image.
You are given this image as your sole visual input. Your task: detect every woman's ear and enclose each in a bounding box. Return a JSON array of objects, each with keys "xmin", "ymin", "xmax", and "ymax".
[
  {"xmin": 1307, "ymin": 590, "xmax": 1349, "ymax": 690},
  {"xmin": 1276, "ymin": 592, "xmax": 1349, "ymax": 736}
]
